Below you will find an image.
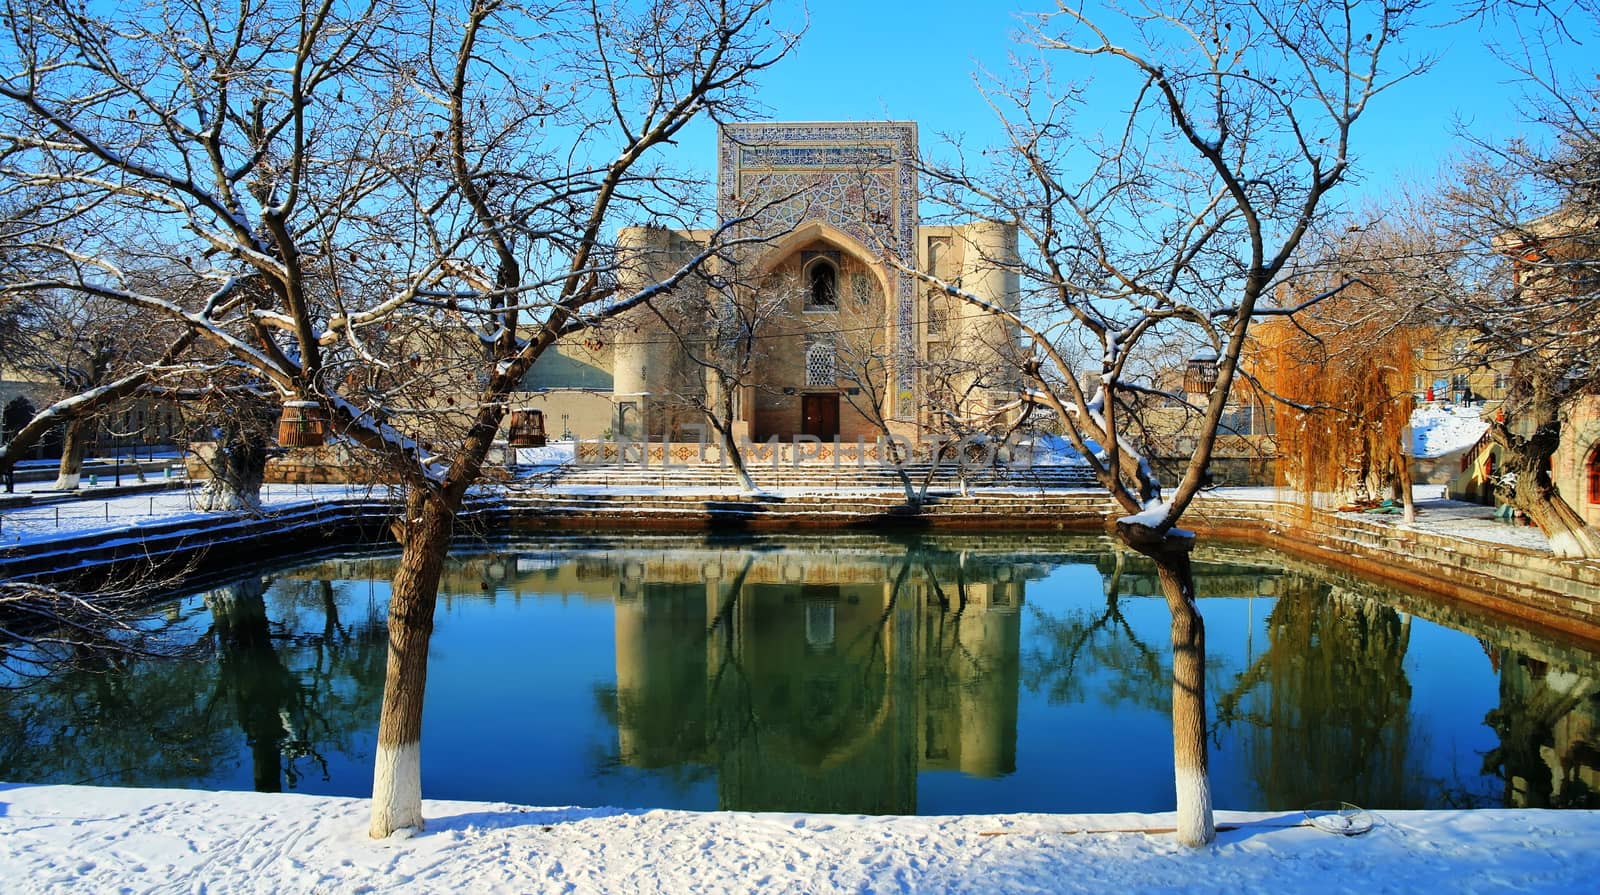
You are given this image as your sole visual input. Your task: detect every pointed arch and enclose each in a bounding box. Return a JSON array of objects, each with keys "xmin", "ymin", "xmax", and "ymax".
[{"xmin": 754, "ymin": 220, "xmax": 894, "ymax": 305}]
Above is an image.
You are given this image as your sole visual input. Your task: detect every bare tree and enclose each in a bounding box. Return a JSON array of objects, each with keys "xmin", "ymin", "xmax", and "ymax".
[
  {"xmin": 650, "ymin": 250, "xmax": 793, "ymax": 494},
  {"xmin": 1431, "ymin": 46, "xmax": 1600, "ymax": 556},
  {"xmin": 902, "ymin": 0, "xmax": 1424, "ymax": 845},
  {"xmin": 0, "ymin": 574, "xmax": 198, "ymax": 686},
  {"xmin": 0, "ymin": 0, "xmax": 795, "ymax": 837},
  {"xmin": 2, "ymin": 287, "xmax": 182, "ymax": 489}
]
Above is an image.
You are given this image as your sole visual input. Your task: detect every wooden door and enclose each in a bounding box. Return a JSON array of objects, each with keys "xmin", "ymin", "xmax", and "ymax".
[{"xmin": 801, "ymin": 393, "xmax": 839, "ymax": 441}]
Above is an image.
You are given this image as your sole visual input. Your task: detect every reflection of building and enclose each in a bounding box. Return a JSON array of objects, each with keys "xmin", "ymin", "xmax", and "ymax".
[
  {"xmin": 604, "ymin": 548, "xmax": 1024, "ymax": 813},
  {"xmin": 1488, "ymin": 654, "xmax": 1600, "ymax": 808},
  {"xmin": 516, "ymin": 122, "xmax": 1020, "ymax": 444}
]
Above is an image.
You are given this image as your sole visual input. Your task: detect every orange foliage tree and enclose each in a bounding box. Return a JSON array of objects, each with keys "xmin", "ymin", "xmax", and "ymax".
[{"xmin": 1252, "ymin": 283, "xmax": 1424, "ymax": 517}]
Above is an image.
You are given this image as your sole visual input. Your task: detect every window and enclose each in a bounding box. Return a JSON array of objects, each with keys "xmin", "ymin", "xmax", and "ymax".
[
  {"xmin": 805, "ymin": 258, "xmax": 837, "ymax": 308},
  {"xmin": 805, "ymin": 340, "xmax": 835, "ymax": 387},
  {"xmin": 1219, "ymin": 405, "xmax": 1254, "ymax": 436},
  {"xmin": 851, "ymin": 272, "xmax": 872, "ymax": 306},
  {"xmin": 926, "ymin": 290, "xmax": 946, "ymax": 334},
  {"xmin": 804, "ymin": 603, "xmax": 836, "ymax": 651},
  {"xmin": 927, "ymin": 237, "xmax": 949, "ymax": 275}
]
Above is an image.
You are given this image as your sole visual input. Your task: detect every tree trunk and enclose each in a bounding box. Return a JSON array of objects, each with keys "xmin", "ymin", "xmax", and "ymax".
[
  {"xmin": 711, "ymin": 398, "xmax": 757, "ymax": 495},
  {"xmin": 51, "ymin": 418, "xmax": 87, "ymax": 490},
  {"xmin": 369, "ymin": 490, "xmax": 454, "ymax": 838},
  {"xmin": 1394, "ymin": 473, "xmax": 1415, "ymax": 523},
  {"xmin": 1493, "ymin": 394, "xmax": 1600, "ymax": 559},
  {"xmin": 885, "ymin": 438, "xmax": 919, "ymax": 508},
  {"xmin": 197, "ymin": 434, "xmax": 268, "ymax": 513},
  {"xmin": 724, "ymin": 432, "xmax": 757, "ymax": 494},
  {"xmin": 1119, "ymin": 527, "xmax": 1216, "ymax": 847},
  {"xmin": 1520, "ymin": 485, "xmax": 1600, "ymax": 558}
]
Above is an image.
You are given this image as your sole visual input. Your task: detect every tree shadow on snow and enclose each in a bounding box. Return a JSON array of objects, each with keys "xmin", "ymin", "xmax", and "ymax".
[{"xmin": 422, "ymin": 804, "xmax": 646, "ymax": 836}]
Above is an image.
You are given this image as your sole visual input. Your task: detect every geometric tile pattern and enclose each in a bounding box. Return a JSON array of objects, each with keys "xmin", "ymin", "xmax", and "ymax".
[{"xmin": 720, "ymin": 122, "xmax": 920, "ymax": 415}]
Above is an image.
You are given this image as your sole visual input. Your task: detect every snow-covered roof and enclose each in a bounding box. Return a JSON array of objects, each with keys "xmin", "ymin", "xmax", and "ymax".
[{"xmin": 1410, "ymin": 404, "xmax": 1489, "ymax": 459}]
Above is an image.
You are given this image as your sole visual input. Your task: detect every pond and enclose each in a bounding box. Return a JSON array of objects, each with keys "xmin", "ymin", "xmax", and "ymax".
[{"xmin": 3, "ymin": 532, "xmax": 1597, "ymax": 814}]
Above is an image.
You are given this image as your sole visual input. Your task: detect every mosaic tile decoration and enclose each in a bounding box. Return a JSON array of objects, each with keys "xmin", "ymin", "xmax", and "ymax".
[{"xmin": 720, "ymin": 122, "xmax": 919, "ymax": 417}]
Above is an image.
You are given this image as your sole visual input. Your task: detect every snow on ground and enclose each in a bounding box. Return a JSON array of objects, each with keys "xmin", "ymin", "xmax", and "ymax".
[
  {"xmin": 511, "ymin": 441, "xmax": 577, "ymax": 467},
  {"xmin": 1029, "ymin": 433, "xmax": 1091, "ymax": 465},
  {"xmin": 1412, "ymin": 404, "xmax": 1490, "ymax": 459},
  {"xmin": 1, "ymin": 784, "xmax": 1596, "ymax": 895},
  {"xmin": 1350, "ymin": 498, "xmax": 1558, "ymax": 553}
]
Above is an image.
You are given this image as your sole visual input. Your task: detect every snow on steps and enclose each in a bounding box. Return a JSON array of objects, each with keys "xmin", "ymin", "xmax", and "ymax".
[{"xmin": 531, "ymin": 462, "xmax": 1101, "ymax": 492}]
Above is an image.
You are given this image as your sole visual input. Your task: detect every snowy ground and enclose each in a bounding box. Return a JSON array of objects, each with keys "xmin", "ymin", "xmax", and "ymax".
[
  {"xmin": 1, "ymin": 784, "xmax": 1596, "ymax": 895},
  {"xmin": 0, "ymin": 482, "xmax": 385, "ymax": 548}
]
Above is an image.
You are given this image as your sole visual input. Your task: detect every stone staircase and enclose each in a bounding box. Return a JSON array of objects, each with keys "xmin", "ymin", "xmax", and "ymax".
[
  {"xmin": 499, "ymin": 460, "xmax": 1106, "ymax": 524},
  {"xmin": 513, "ymin": 460, "xmax": 1099, "ymax": 493}
]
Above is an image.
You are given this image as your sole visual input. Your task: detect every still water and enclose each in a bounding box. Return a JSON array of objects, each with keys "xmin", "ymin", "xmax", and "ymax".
[{"xmin": 3, "ymin": 533, "xmax": 1597, "ymax": 814}]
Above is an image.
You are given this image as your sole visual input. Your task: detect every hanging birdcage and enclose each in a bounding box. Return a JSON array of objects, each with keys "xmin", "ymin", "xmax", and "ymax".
[
  {"xmin": 278, "ymin": 400, "xmax": 329, "ymax": 447},
  {"xmin": 507, "ymin": 408, "xmax": 547, "ymax": 447},
  {"xmin": 1183, "ymin": 351, "xmax": 1218, "ymax": 396}
]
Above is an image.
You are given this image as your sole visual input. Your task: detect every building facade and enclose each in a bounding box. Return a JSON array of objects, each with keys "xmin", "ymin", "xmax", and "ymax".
[{"xmin": 516, "ymin": 122, "xmax": 1020, "ymax": 446}]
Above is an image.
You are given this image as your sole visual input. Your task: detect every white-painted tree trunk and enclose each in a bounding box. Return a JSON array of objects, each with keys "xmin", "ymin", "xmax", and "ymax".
[
  {"xmin": 196, "ymin": 439, "xmax": 266, "ymax": 513},
  {"xmin": 197, "ymin": 478, "xmax": 264, "ymax": 512},
  {"xmin": 369, "ymin": 492, "xmax": 451, "ymax": 838},
  {"xmin": 51, "ymin": 419, "xmax": 86, "ymax": 490},
  {"xmin": 1122, "ymin": 526, "xmax": 1217, "ymax": 848},
  {"xmin": 369, "ymin": 742, "xmax": 423, "ymax": 835}
]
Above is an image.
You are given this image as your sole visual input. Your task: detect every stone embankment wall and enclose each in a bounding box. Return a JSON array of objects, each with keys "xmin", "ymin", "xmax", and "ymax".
[
  {"xmin": 1184, "ymin": 497, "xmax": 1600, "ymax": 644},
  {"xmin": 6, "ymin": 486, "xmax": 1597, "ymax": 646},
  {"xmin": 500, "ymin": 490, "xmax": 1600, "ymax": 642}
]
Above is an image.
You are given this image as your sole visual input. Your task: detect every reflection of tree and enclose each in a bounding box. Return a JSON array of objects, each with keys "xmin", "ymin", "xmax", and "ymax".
[
  {"xmin": 207, "ymin": 577, "xmax": 296, "ymax": 791},
  {"xmin": 205, "ymin": 575, "xmax": 388, "ymax": 792},
  {"xmin": 0, "ymin": 641, "xmax": 234, "ymax": 786},
  {"xmin": 1020, "ymin": 550, "xmax": 1167, "ymax": 711},
  {"xmin": 1217, "ymin": 575, "xmax": 1422, "ymax": 808},
  {"xmin": 1482, "ymin": 655, "xmax": 1600, "ymax": 808},
  {"xmin": 0, "ymin": 569, "xmax": 386, "ymax": 794}
]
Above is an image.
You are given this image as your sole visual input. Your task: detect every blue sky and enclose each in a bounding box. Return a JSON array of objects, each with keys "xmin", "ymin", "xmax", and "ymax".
[{"xmin": 670, "ymin": 1, "xmax": 1593, "ymax": 210}]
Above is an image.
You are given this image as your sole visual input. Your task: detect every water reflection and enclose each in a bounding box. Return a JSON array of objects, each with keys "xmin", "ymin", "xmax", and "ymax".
[
  {"xmin": 0, "ymin": 573, "xmax": 387, "ymax": 793},
  {"xmin": 1485, "ymin": 652, "xmax": 1600, "ymax": 807},
  {"xmin": 597, "ymin": 546, "xmax": 1022, "ymax": 813},
  {"xmin": 1215, "ymin": 580, "xmax": 1424, "ymax": 808},
  {"xmin": 1, "ymin": 534, "xmax": 1597, "ymax": 814}
]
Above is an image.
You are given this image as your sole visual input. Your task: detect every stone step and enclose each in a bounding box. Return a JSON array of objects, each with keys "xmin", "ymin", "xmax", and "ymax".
[{"xmin": 528, "ymin": 462, "xmax": 1100, "ymax": 491}]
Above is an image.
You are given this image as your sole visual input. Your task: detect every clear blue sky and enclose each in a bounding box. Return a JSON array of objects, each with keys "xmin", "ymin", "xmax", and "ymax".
[{"xmin": 669, "ymin": 1, "xmax": 1593, "ymax": 210}]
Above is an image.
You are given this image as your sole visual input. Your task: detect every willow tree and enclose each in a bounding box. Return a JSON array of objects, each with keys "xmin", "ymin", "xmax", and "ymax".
[
  {"xmin": 905, "ymin": 0, "xmax": 1423, "ymax": 845},
  {"xmin": 1258, "ymin": 315, "xmax": 1419, "ymax": 516},
  {"xmin": 1252, "ymin": 223, "xmax": 1438, "ymax": 521},
  {"xmin": 0, "ymin": 0, "xmax": 795, "ymax": 837}
]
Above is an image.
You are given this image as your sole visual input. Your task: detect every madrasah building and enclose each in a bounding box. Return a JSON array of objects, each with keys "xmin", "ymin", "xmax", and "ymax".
[{"xmin": 514, "ymin": 121, "xmax": 1022, "ymax": 447}]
